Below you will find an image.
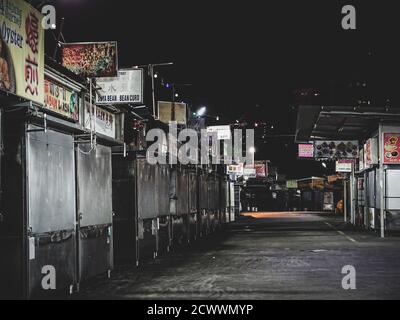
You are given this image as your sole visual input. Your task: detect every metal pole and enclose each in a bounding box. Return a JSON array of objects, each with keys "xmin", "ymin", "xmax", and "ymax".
[
  {"xmin": 351, "ymin": 165, "xmax": 356, "ymax": 225},
  {"xmin": 379, "ymin": 123, "xmax": 386, "ymax": 238},
  {"xmin": 344, "ymin": 179, "xmax": 347, "ymax": 223},
  {"xmin": 150, "ymin": 65, "xmax": 156, "ymax": 119},
  {"xmin": 171, "ymin": 84, "xmax": 176, "ymax": 122},
  {"xmin": 380, "ymin": 168, "xmax": 386, "ymax": 238}
]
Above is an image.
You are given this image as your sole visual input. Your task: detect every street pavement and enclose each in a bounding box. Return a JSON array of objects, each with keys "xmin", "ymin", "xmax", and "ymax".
[{"xmin": 76, "ymin": 212, "xmax": 400, "ymax": 300}]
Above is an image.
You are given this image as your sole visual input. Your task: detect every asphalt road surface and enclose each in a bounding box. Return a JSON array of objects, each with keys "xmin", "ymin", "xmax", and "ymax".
[{"xmin": 76, "ymin": 212, "xmax": 400, "ymax": 300}]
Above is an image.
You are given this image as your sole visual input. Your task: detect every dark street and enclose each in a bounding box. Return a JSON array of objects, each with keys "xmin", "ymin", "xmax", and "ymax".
[
  {"xmin": 76, "ymin": 213, "xmax": 400, "ymax": 300},
  {"xmin": 1, "ymin": 1, "xmax": 400, "ymax": 304}
]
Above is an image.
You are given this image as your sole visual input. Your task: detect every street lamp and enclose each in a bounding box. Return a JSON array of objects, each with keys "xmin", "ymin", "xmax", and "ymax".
[
  {"xmin": 196, "ymin": 107, "xmax": 207, "ymax": 117},
  {"xmin": 135, "ymin": 62, "xmax": 174, "ymax": 119}
]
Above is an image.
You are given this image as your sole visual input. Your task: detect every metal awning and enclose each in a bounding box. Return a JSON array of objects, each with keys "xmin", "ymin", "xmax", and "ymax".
[{"xmin": 295, "ymin": 105, "xmax": 400, "ymax": 142}]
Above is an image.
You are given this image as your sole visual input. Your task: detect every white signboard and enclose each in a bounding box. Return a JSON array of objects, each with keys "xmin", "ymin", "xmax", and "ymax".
[
  {"xmin": 207, "ymin": 125, "xmax": 232, "ymax": 140},
  {"xmin": 336, "ymin": 160, "xmax": 353, "ymax": 173},
  {"xmin": 243, "ymin": 168, "xmax": 256, "ymax": 178},
  {"xmin": 359, "ymin": 149, "xmax": 365, "ymax": 171},
  {"xmin": 84, "ymin": 102, "xmax": 116, "ymax": 139},
  {"xmin": 227, "ymin": 163, "xmax": 244, "ymax": 175},
  {"xmin": 96, "ymin": 69, "xmax": 143, "ymax": 105}
]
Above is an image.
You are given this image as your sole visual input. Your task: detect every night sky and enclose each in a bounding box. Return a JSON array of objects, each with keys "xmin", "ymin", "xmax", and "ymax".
[{"xmin": 39, "ymin": 0, "xmax": 399, "ymax": 178}]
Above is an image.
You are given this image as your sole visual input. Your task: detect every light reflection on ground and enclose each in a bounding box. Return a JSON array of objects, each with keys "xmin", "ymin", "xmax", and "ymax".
[{"xmin": 241, "ymin": 212, "xmax": 328, "ymax": 219}]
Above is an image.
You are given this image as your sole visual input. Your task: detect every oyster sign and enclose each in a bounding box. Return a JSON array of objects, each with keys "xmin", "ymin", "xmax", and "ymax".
[{"xmin": 0, "ymin": 0, "xmax": 45, "ymax": 104}]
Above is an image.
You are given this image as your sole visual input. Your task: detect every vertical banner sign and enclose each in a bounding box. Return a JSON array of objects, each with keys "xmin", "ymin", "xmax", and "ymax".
[
  {"xmin": 364, "ymin": 138, "xmax": 378, "ymax": 167},
  {"xmin": 62, "ymin": 42, "xmax": 118, "ymax": 78},
  {"xmin": 0, "ymin": 0, "xmax": 45, "ymax": 104},
  {"xmin": 359, "ymin": 149, "xmax": 364, "ymax": 171},
  {"xmin": 383, "ymin": 133, "xmax": 400, "ymax": 164}
]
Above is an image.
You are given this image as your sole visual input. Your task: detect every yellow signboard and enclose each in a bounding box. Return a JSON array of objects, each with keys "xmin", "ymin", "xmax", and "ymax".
[{"xmin": 0, "ymin": 0, "xmax": 44, "ymax": 105}]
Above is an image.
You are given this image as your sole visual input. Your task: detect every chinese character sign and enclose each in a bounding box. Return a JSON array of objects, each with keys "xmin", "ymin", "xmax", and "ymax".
[
  {"xmin": 44, "ymin": 77, "xmax": 79, "ymax": 120},
  {"xmin": 0, "ymin": 0, "xmax": 44, "ymax": 104}
]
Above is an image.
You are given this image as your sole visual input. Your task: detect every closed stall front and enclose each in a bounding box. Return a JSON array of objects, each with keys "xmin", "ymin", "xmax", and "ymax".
[
  {"xmin": 208, "ymin": 174, "xmax": 220, "ymax": 231},
  {"xmin": 27, "ymin": 127, "xmax": 77, "ymax": 297},
  {"xmin": 198, "ymin": 171, "xmax": 210, "ymax": 236},
  {"xmin": 366, "ymin": 169, "xmax": 377, "ymax": 229},
  {"xmin": 156, "ymin": 163, "xmax": 171, "ymax": 255},
  {"xmin": 1, "ymin": 110, "xmax": 79, "ymax": 299},
  {"xmin": 136, "ymin": 158, "xmax": 158, "ymax": 261},
  {"xmin": 220, "ymin": 177, "xmax": 228, "ymax": 223},
  {"xmin": 76, "ymin": 144, "xmax": 113, "ymax": 282},
  {"xmin": 112, "ymin": 153, "xmax": 136, "ymax": 264},
  {"xmin": 188, "ymin": 169, "xmax": 198, "ymax": 241},
  {"xmin": 171, "ymin": 166, "xmax": 189, "ymax": 246},
  {"xmin": 386, "ymin": 169, "xmax": 400, "ymax": 231}
]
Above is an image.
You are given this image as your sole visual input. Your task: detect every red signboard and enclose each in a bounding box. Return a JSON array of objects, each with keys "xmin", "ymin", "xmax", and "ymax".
[
  {"xmin": 383, "ymin": 133, "xmax": 400, "ymax": 164},
  {"xmin": 254, "ymin": 161, "xmax": 267, "ymax": 178},
  {"xmin": 62, "ymin": 42, "xmax": 118, "ymax": 78}
]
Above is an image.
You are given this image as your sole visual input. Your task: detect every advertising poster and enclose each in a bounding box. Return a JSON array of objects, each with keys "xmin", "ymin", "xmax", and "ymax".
[
  {"xmin": 62, "ymin": 42, "xmax": 118, "ymax": 78},
  {"xmin": 96, "ymin": 68, "xmax": 143, "ymax": 105},
  {"xmin": 0, "ymin": 0, "xmax": 45, "ymax": 104},
  {"xmin": 44, "ymin": 77, "xmax": 79, "ymax": 120},
  {"xmin": 314, "ymin": 141, "xmax": 359, "ymax": 159},
  {"xmin": 383, "ymin": 133, "xmax": 400, "ymax": 164}
]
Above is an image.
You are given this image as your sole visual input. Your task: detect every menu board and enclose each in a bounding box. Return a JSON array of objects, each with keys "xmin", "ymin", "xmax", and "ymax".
[
  {"xmin": 383, "ymin": 133, "xmax": 400, "ymax": 164},
  {"xmin": 298, "ymin": 143, "xmax": 314, "ymax": 158}
]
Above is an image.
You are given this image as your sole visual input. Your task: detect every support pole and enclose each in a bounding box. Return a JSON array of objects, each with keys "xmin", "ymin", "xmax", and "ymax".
[
  {"xmin": 379, "ymin": 124, "xmax": 386, "ymax": 238},
  {"xmin": 344, "ymin": 179, "xmax": 347, "ymax": 223}
]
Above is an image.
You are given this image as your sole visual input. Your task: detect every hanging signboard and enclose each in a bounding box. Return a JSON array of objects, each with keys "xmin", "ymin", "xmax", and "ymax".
[
  {"xmin": 84, "ymin": 102, "xmax": 116, "ymax": 139},
  {"xmin": 286, "ymin": 180, "xmax": 298, "ymax": 189},
  {"xmin": 254, "ymin": 161, "xmax": 267, "ymax": 178},
  {"xmin": 62, "ymin": 42, "xmax": 118, "ymax": 78},
  {"xmin": 44, "ymin": 77, "xmax": 79, "ymax": 120},
  {"xmin": 158, "ymin": 101, "xmax": 187, "ymax": 125},
  {"xmin": 336, "ymin": 159, "xmax": 353, "ymax": 173},
  {"xmin": 359, "ymin": 149, "xmax": 365, "ymax": 171},
  {"xmin": 96, "ymin": 68, "xmax": 143, "ymax": 105},
  {"xmin": 243, "ymin": 167, "xmax": 256, "ymax": 178},
  {"xmin": 383, "ymin": 133, "xmax": 400, "ymax": 164},
  {"xmin": 0, "ymin": 0, "xmax": 45, "ymax": 105},
  {"xmin": 206, "ymin": 125, "xmax": 232, "ymax": 140},
  {"xmin": 298, "ymin": 143, "xmax": 314, "ymax": 158},
  {"xmin": 227, "ymin": 163, "xmax": 244, "ymax": 176},
  {"xmin": 364, "ymin": 138, "xmax": 378, "ymax": 167},
  {"xmin": 314, "ymin": 141, "xmax": 359, "ymax": 159}
]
